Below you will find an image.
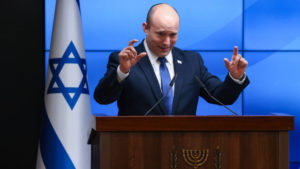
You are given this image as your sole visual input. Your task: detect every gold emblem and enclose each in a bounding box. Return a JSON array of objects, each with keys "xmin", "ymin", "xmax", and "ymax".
[{"xmin": 182, "ymin": 149, "xmax": 209, "ymax": 169}]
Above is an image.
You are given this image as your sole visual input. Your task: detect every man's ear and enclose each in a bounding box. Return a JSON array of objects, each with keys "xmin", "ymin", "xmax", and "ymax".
[{"xmin": 142, "ymin": 22, "xmax": 149, "ymax": 35}]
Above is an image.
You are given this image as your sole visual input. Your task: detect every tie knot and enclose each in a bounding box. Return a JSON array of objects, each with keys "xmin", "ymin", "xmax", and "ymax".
[{"xmin": 158, "ymin": 57, "xmax": 167, "ymax": 65}]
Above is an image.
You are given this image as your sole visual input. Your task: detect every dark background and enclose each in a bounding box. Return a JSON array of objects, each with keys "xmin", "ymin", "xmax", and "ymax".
[{"xmin": 1, "ymin": 1, "xmax": 44, "ymax": 168}]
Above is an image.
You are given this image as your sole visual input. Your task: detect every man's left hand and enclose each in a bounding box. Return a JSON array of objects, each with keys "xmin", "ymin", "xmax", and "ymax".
[{"xmin": 224, "ymin": 46, "xmax": 248, "ymax": 79}]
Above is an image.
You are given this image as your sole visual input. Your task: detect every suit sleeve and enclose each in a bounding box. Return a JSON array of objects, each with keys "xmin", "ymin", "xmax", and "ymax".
[{"xmin": 93, "ymin": 52, "xmax": 126, "ymax": 104}]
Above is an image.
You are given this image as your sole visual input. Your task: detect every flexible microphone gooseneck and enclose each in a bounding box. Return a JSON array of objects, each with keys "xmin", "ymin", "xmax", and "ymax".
[
  {"xmin": 144, "ymin": 73, "xmax": 178, "ymax": 116},
  {"xmin": 194, "ymin": 75, "xmax": 239, "ymax": 116}
]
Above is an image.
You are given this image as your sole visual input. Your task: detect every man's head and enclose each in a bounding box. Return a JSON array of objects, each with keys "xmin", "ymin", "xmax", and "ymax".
[{"xmin": 143, "ymin": 3, "xmax": 180, "ymax": 57}]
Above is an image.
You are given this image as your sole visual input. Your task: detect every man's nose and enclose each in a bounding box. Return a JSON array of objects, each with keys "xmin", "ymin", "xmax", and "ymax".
[{"xmin": 163, "ymin": 36, "xmax": 170, "ymax": 46}]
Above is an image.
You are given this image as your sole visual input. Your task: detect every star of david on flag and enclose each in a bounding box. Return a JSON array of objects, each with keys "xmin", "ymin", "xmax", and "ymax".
[{"xmin": 47, "ymin": 41, "xmax": 89, "ymax": 110}]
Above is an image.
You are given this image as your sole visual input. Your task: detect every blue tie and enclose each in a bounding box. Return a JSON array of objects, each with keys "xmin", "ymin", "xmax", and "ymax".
[{"xmin": 158, "ymin": 57, "xmax": 173, "ymax": 115}]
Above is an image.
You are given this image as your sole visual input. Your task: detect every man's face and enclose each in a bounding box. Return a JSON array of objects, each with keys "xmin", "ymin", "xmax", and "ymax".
[{"xmin": 143, "ymin": 10, "xmax": 179, "ymax": 57}]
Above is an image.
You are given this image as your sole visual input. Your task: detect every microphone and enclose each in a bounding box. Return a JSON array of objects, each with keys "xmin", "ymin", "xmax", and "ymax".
[
  {"xmin": 194, "ymin": 75, "xmax": 239, "ymax": 116},
  {"xmin": 144, "ymin": 73, "xmax": 178, "ymax": 116}
]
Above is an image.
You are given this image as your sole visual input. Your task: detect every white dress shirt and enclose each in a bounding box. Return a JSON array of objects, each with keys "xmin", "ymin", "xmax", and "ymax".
[{"xmin": 143, "ymin": 40, "xmax": 175, "ymax": 88}]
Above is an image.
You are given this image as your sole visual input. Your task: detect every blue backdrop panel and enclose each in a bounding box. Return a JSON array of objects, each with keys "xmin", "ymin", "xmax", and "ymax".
[
  {"xmin": 244, "ymin": 0, "xmax": 300, "ymax": 50},
  {"xmin": 86, "ymin": 52, "xmax": 119, "ymax": 116},
  {"xmin": 45, "ymin": 0, "xmax": 55, "ymax": 51},
  {"xmin": 243, "ymin": 51, "xmax": 300, "ymax": 161},
  {"xmin": 46, "ymin": 0, "xmax": 243, "ymax": 50}
]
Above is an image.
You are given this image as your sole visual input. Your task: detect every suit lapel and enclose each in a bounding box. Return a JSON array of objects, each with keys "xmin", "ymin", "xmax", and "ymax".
[
  {"xmin": 135, "ymin": 42, "xmax": 167, "ymax": 115},
  {"xmin": 172, "ymin": 49, "xmax": 184, "ymax": 115}
]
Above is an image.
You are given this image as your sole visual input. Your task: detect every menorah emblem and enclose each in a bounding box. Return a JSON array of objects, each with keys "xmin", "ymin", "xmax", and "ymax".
[{"xmin": 182, "ymin": 149, "xmax": 209, "ymax": 169}]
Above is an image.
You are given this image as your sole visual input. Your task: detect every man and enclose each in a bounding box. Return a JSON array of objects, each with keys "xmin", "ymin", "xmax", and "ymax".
[{"xmin": 94, "ymin": 3, "xmax": 249, "ymax": 116}]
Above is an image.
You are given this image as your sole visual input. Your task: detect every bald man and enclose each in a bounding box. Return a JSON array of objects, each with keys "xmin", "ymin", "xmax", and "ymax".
[{"xmin": 94, "ymin": 3, "xmax": 250, "ymax": 116}]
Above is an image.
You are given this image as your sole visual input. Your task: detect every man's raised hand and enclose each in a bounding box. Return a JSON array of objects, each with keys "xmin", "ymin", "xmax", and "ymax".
[
  {"xmin": 119, "ymin": 39, "xmax": 147, "ymax": 73},
  {"xmin": 224, "ymin": 46, "xmax": 248, "ymax": 79}
]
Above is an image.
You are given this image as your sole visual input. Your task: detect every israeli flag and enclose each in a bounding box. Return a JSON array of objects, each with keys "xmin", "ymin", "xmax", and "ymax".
[{"xmin": 36, "ymin": 0, "xmax": 95, "ymax": 169}]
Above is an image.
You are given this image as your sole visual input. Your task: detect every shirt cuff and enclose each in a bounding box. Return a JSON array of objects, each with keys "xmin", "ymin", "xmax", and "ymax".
[
  {"xmin": 229, "ymin": 72, "xmax": 246, "ymax": 85},
  {"xmin": 117, "ymin": 65, "xmax": 129, "ymax": 82}
]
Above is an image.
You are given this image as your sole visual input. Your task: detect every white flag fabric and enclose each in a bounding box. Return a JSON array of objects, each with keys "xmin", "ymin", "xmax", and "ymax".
[{"xmin": 36, "ymin": 0, "xmax": 95, "ymax": 168}]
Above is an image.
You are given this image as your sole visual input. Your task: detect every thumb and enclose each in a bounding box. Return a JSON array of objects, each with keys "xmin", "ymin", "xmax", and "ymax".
[
  {"xmin": 224, "ymin": 58, "xmax": 230, "ymax": 69},
  {"xmin": 137, "ymin": 52, "xmax": 147, "ymax": 59},
  {"xmin": 133, "ymin": 52, "xmax": 147, "ymax": 64}
]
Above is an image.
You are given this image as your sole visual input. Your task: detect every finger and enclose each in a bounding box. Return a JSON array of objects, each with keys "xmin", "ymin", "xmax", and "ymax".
[
  {"xmin": 133, "ymin": 52, "xmax": 147, "ymax": 64},
  {"xmin": 233, "ymin": 46, "xmax": 238, "ymax": 56},
  {"xmin": 128, "ymin": 39, "xmax": 139, "ymax": 46},
  {"xmin": 124, "ymin": 50, "xmax": 135, "ymax": 59},
  {"xmin": 136, "ymin": 52, "xmax": 147, "ymax": 59},
  {"xmin": 239, "ymin": 57, "xmax": 247, "ymax": 63},
  {"xmin": 131, "ymin": 52, "xmax": 147, "ymax": 65},
  {"xmin": 233, "ymin": 54, "xmax": 242, "ymax": 65},
  {"xmin": 239, "ymin": 58, "xmax": 248, "ymax": 67},
  {"xmin": 126, "ymin": 46, "xmax": 137, "ymax": 56},
  {"xmin": 224, "ymin": 58, "xmax": 230, "ymax": 69},
  {"xmin": 120, "ymin": 47, "xmax": 131, "ymax": 56},
  {"xmin": 122, "ymin": 48, "xmax": 135, "ymax": 58},
  {"xmin": 239, "ymin": 62, "xmax": 248, "ymax": 68},
  {"xmin": 231, "ymin": 46, "xmax": 239, "ymax": 61},
  {"xmin": 119, "ymin": 52, "xmax": 129, "ymax": 61},
  {"xmin": 120, "ymin": 48, "xmax": 135, "ymax": 58},
  {"xmin": 119, "ymin": 50, "xmax": 129, "ymax": 59}
]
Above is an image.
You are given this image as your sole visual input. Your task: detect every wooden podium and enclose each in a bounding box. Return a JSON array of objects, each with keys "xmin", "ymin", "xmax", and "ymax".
[{"xmin": 90, "ymin": 115, "xmax": 294, "ymax": 169}]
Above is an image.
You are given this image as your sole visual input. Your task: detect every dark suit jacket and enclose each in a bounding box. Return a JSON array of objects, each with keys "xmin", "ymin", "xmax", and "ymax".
[{"xmin": 94, "ymin": 41, "xmax": 249, "ymax": 116}]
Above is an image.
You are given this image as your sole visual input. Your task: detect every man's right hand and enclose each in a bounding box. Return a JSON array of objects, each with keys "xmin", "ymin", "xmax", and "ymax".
[{"xmin": 119, "ymin": 39, "xmax": 147, "ymax": 73}]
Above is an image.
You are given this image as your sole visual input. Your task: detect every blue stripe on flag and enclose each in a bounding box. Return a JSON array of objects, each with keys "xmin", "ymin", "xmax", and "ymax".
[{"xmin": 40, "ymin": 111, "xmax": 75, "ymax": 169}]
